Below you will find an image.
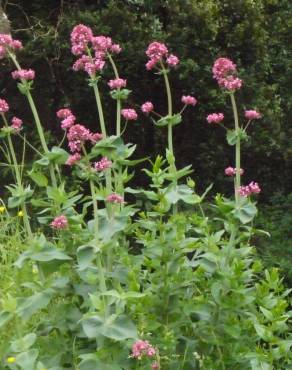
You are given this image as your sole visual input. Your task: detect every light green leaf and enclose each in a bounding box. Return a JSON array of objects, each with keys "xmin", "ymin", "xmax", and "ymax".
[
  {"xmin": 82, "ymin": 314, "xmax": 138, "ymax": 341},
  {"xmin": 0, "ymin": 311, "xmax": 13, "ymax": 328},
  {"xmin": 15, "ymin": 349, "xmax": 39, "ymax": 370},
  {"xmin": 17, "ymin": 291, "xmax": 52, "ymax": 320},
  {"xmin": 259, "ymin": 306, "xmax": 274, "ymax": 321},
  {"xmin": 155, "ymin": 113, "xmax": 182, "ymax": 127},
  {"xmin": 28, "ymin": 170, "xmax": 48, "ymax": 187},
  {"xmin": 226, "ymin": 129, "xmax": 237, "ymax": 146},
  {"xmin": 233, "ymin": 202, "xmax": 257, "ymax": 224},
  {"xmin": 46, "ymin": 146, "xmax": 69, "ymax": 165},
  {"xmin": 254, "ymin": 323, "xmax": 273, "ymax": 342},
  {"xmin": 98, "ymin": 215, "xmax": 127, "ymax": 241},
  {"xmin": 77, "ymin": 245, "xmax": 98, "ymax": 270},
  {"xmin": 31, "ymin": 246, "xmax": 72, "ymax": 262},
  {"xmin": 11, "ymin": 333, "xmax": 37, "ymax": 352}
]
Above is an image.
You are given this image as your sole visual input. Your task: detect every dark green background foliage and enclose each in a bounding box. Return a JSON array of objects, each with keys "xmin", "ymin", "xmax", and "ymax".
[{"xmin": 0, "ymin": 0, "xmax": 291, "ymax": 278}]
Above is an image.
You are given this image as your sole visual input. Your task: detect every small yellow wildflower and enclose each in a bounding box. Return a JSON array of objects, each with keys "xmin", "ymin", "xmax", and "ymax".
[
  {"xmin": 7, "ymin": 356, "xmax": 16, "ymax": 363},
  {"xmin": 17, "ymin": 210, "xmax": 24, "ymax": 217},
  {"xmin": 0, "ymin": 206, "xmax": 5, "ymax": 213}
]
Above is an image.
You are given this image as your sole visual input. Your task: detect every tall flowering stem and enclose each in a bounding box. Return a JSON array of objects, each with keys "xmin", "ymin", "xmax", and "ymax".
[
  {"xmin": 8, "ymin": 52, "xmax": 58, "ymax": 189},
  {"xmin": 230, "ymin": 93, "xmax": 241, "ymax": 206},
  {"xmin": 90, "ymin": 80, "xmax": 113, "ymax": 199},
  {"xmin": 160, "ymin": 62, "xmax": 178, "ymax": 216},
  {"xmin": 92, "ymin": 82, "xmax": 107, "ymax": 138},
  {"xmin": 83, "ymin": 45, "xmax": 107, "ymax": 138},
  {"xmin": 90, "ymin": 179, "xmax": 107, "ymax": 291},
  {"xmin": 161, "ymin": 65, "xmax": 174, "ymax": 155},
  {"xmin": 1, "ymin": 114, "xmax": 32, "ymax": 237},
  {"xmin": 212, "ymin": 57, "xmax": 243, "ymax": 207},
  {"xmin": 107, "ymin": 54, "xmax": 122, "ymax": 136},
  {"xmin": 82, "ymin": 145, "xmax": 107, "ymax": 305}
]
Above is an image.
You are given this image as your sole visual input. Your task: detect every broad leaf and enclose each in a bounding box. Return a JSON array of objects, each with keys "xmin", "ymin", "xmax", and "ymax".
[
  {"xmin": 233, "ymin": 202, "xmax": 257, "ymax": 224},
  {"xmin": 82, "ymin": 314, "xmax": 137, "ymax": 341}
]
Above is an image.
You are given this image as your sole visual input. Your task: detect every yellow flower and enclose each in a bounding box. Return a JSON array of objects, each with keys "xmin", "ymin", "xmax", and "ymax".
[
  {"xmin": 32, "ymin": 265, "xmax": 38, "ymax": 274},
  {"xmin": 7, "ymin": 356, "xmax": 16, "ymax": 363},
  {"xmin": 17, "ymin": 210, "xmax": 24, "ymax": 217},
  {"xmin": 0, "ymin": 206, "xmax": 5, "ymax": 213}
]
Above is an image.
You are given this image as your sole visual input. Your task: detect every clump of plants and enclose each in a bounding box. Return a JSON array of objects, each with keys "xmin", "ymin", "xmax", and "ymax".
[{"xmin": 0, "ymin": 26, "xmax": 291, "ymax": 369}]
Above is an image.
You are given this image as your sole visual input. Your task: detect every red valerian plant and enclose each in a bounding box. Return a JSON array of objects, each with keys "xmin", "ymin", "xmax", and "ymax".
[{"xmin": 0, "ymin": 25, "xmax": 291, "ymax": 370}]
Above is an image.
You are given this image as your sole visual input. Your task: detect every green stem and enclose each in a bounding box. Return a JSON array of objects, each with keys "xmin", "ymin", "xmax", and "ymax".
[
  {"xmin": 25, "ymin": 92, "xmax": 49, "ymax": 153},
  {"xmin": 116, "ymin": 99, "xmax": 121, "ymax": 136},
  {"xmin": 17, "ymin": 132, "xmax": 43, "ymax": 156},
  {"xmin": 107, "ymin": 55, "xmax": 124, "ymax": 198},
  {"xmin": 230, "ymin": 93, "xmax": 241, "ymax": 206},
  {"xmin": 108, "ymin": 53, "xmax": 119, "ymax": 78},
  {"xmin": 90, "ymin": 179, "xmax": 107, "ymax": 313},
  {"xmin": 107, "ymin": 54, "xmax": 122, "ymax": 136},
  {"xmin": 92, "ymin": 81, "xmax": 112, "ymax": 202},
  {"xmin": 161, "ymin": 65, "xmax": 174, "ymax": 154},
  {"xmin": 161, "ymin": 63, "xmax": 178, "ymax": 214},
  {"xmin": 26, "ymin": 92, "xmax": 57, "ymax": 188},
  {"xmin": 89, "ymin": 179, "xmax": 99, "ymax": 237},
  {"xmin": 9, "ymin": 52, "xmax": 58, "ymax": 189},
  {"xmin": 168, "ymin": 123, "xmax": 173, "ymax": 155},
  {"xmin": 92, "ymin": 82, "xmax": 107, "ymax": 138},
  {"xmin": 1, "ymin": 115, "xmax": 32, "ymax": 237},
  {"xmin": 82, "ymin": 144, "xmax": 107, "ymax": 297},
  {"xmin": 180, "ymin": 345, "xmax": 188, "ymax": 370},
  {"xmin": 211, "ymin": 329, "xmax": 226, "ymax": 370}
]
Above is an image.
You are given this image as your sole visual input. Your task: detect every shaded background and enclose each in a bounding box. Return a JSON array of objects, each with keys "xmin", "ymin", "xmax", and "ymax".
[{"xmin": 0, "ymin": 0, "xmax": 291, "ymax": 280}]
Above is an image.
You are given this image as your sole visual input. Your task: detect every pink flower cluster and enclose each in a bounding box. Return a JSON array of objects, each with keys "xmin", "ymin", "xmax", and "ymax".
[
  {"xmin": 92, "ymin": 35, "xmax": 121, "ymax": 54},
  {"xmin": 225, "ymin": 166, "xmax": 244, "ymax": 176},
  {"xmin": 67, "ymin": 131, "xmax": 102, "ymax": 153},
  {"xmin": 73, "ymin": 55, "xmax": 105, "ymax": 75},
  {"xmin": 166, "ymin": 54, "xmax": 179, "ymax": 66},
  {"xmin": 61, "ymin": 115, "xmax": 76, "ymax": 130},
  {"xmin": 67, "ymin": 124, "xmax": 91, "ymax": 152},
  {"xmin": 212, "ymin": 57, "xmax": 242, "ymax": 91},
  {"xmin": 244, "ymin": 110, "xmax": 261, "ymax": 120},
  {"xmin": 56, "ymin": 108, "xmax": 72, "ymax": 119},
  {"xmin": 94, "ymin": 157, "xmax": 112, "ymax": 171},
  {"xmin": 66, "ymin": 153, "xmax": 81, "ymax": 166},
  {"xmin": 11, "ymin": 117, "xmax": 23, "ymax": 132},
  {"xmin": 11, "ymin": 69, "xmax": 35, "ymax": 81},
  {"xmin": 71, "ymin": 24, "xmax": 121, "ymax": 77},
  {"xmin": 0, "ymin": 34, "xmax": 22, "ymax": 59},
  {"xmin": 141, "ymin": 101, "xmax": 154, "ymax": 114},
  {"xmin": 0, "ymin": 98, "xmax": 9, "ymax": 113},
  {"xmin": 238, "ymin": 181, "xmax": 261, "ymax": 197},
  {"xmin": 108, "ymin": 78, "xmax": 127, "ymax": 90},
  {"xmin": 121, "ymin": 108, "xmax": 138, "ymax": 121},
  {"xmin": 207, "ymin": 113, "xmax": 224, "ymax": 124},
  {"xmin": 213, "ymin": 57, "xmax": 236, "ymax": 79},
  {"xmin": 145, "ymin": 41, "xmax": 179, "ymax": 70},
  {"xmin": 181, "ymin": 95, "xmax": 197, "ymax": 106},
  {"xmin": 56, "ymin": 107, "xmax": 102, "ymax": 153},
  {"xmin": 71, "ymin": 24, "xmax": 93, "ymax": 55},
  {"xmin": 106, "ymin": 193, "xmax": 124, "ymax": 203},
  {"xmin": 131, "ymin": 340, "xmax": 156, "ymax": 359},
  {"xmin": 56, "ymin": 108, "xmax": 76, "ymax": 130},
  {"xmin": 50, "ymin": 215, "xmax": 68, "ymax": 229}
]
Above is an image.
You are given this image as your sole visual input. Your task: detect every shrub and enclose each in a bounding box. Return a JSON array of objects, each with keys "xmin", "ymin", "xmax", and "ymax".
[{"xmin": 0, "ymin": 25, "xmax": 291, "ymax": 370}]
